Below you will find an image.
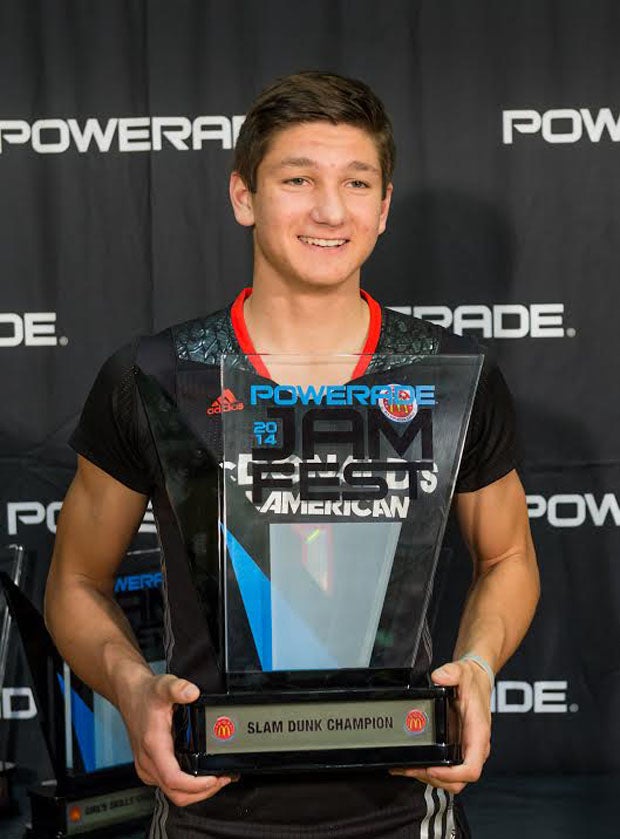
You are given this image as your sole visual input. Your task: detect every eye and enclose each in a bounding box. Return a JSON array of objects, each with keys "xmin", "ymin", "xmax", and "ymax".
[
  {"xmin": 284, "ymin": 177, "xmax": 308, "ymax": 186},
  {"xmin": 348, "ymin": 179, "xmax": 370, "ymax": 189}
]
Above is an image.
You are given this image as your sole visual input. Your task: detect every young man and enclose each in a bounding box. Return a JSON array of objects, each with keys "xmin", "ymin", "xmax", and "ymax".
[{"xmin": 45, "ymin": 72, "xmax": 539, "ymax": 838}]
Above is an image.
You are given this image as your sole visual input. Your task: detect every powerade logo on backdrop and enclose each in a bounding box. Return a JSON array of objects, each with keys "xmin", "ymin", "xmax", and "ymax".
[
  {"xmin": 249, "ymin": 384, "xmax": 436, "ymax": 408},
  {"xmin": 491, "ymin": 680, "xmax": 578, "ymax": 714},
  {"xmin": 389, "ymin": 305, "xmax": 574, "ymax": 339},
  {"xmin": 503, "ymin": 108, "xmax": 620, "ymax": 145},
  {"xmin": 0, "ymin": 312, "xmax": 68, "ymax": 347},
  {"xmin": 527, "ymin": 493, "xmax": 620, "ymax": 528},
  {"xmin": 0, "ymin": 115, "xmax": 246, "ymax": 154},
  {"xmin": 6, "ymin": 501, "xmax": 156, "ymax": 535}
]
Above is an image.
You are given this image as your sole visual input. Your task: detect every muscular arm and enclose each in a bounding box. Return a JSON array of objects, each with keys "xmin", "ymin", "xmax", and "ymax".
[
  {"xmin": 45, "ymin": 455, "xmax": 234, "ymax": 805},
  {"xmin": 453, "ymin": 467, "xmax": 540, "ymax": 672},
  {"xmin": 392, "ymin": 468, "xmax": 539, "ymax": 792}
]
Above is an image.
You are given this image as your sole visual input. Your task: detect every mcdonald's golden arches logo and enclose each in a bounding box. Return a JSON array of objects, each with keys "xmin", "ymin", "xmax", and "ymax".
[
  {"xmin": 213, "ymin": 715, "xmax": 236, "ymax": 740},
  {"xmin": 404, "ymin": 709, "xmax": 427, "ymax": 735}
]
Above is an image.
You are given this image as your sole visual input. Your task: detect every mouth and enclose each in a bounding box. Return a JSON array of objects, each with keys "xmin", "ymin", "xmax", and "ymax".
[{"xmin": 298, "ymin": 236, "xmax": 348, "ymax": 249}]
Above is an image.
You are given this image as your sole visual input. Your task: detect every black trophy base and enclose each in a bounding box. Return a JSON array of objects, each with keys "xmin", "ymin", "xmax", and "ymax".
[
  {"xmin": 174, "ymin": 687, "xmax": 461, "ymax": 775},
  {"xmin": 0, "ymin": 761, "xmax": 17, "ymax": 816},
  {"xmin": 25, "ymin": 780, "xmax": 154, "ymax": 838}
]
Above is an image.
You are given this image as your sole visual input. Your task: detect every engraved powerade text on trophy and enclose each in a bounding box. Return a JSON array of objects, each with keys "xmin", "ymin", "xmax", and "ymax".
[{"xmin": 243, "ymin": 382, "xmax": 436, "ymax": 517}]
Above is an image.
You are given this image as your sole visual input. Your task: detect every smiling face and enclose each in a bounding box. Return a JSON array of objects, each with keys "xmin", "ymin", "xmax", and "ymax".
[{"xmin": 230, "ymin": 122, "xmax": 392, "ymax": 294}]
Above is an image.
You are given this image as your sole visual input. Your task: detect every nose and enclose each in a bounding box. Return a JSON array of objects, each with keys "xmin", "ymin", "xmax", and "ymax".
[{"xmin": 310, "ymin": 184, "xmax": 346, "ymax": 226}]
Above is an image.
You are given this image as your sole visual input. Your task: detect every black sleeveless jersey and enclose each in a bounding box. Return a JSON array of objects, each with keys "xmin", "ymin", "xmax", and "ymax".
[{"xmin": 70, "ymin": 291, "xmax": 515, "ymax": 838}]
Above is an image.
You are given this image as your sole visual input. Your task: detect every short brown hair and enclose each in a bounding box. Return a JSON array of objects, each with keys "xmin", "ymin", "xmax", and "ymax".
[{"xmin": 234, "ymin": 71, "xmax": 396, "ymax": 197}]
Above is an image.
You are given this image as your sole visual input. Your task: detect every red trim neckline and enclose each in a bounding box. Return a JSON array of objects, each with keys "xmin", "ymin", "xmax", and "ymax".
[
  {"xmin": 230, "ymin": 287, "xmax": 382, "ymax": 380},
  {"xmin": 230, "ymin": 288, "xmax": 270, "ymax": 377}
]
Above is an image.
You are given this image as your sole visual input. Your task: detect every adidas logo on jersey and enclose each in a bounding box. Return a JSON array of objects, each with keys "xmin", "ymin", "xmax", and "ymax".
[{"xmin": 207, "ymin": 389, "xmax": 245, "ymax": 415}]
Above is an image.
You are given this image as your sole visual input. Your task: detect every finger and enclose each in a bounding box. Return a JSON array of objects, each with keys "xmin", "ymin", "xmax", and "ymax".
[
  {"xmin": 430, "ymin": 662, "xmax": 462, "ymax": 686},
  {"xmin": 167, "ymin": 774, "xmax": 235, "ymax": 795},
  {"xmin": 390, "ymin": 767, "xmax": 466, "ymax": 794},
  {"xmin": 161, "ymin": 765, "xmax": 233, "ymax": 796},
  {"xmin": 153, "ymin": 674, "xmax": 200, "ymax": 705},
  {"xmin": 141, "ymin": 742, "xmax": 236, "ymax": 797},
  {"xmin": 141, "ymin": 727, "xmax": 222, "ymax": 796},
  {"xmin": 154, "ymin": 750, "xmax": 224, "ymax": 795},
  {"xmin": 425, "ymin": 762, "xmax": 482, "ymax": 785},
  {"xmin": 164, "ymin": 776, "xmax": 235, "ymax": 807}
]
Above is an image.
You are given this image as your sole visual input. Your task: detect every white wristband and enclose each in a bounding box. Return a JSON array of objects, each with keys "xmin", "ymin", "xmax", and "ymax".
[{"xmin": 459, "ymin": 652, "xmax": 495, "ymax": 688}]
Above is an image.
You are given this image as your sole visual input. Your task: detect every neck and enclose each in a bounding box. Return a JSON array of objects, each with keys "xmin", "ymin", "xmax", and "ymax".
[{"xmin": 244, "ymin": 281, "xmax": 371, "ymax": 356}]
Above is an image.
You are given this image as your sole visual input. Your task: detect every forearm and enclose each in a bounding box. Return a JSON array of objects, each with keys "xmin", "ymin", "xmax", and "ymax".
[
  {"xmin": 45, "ymin": 567, "xmax": 153, "ymax": 709},
  {"xmin": 45, "ymin": 565, "xmax": 232, "ymax": 803},
  {"xmin": 453, "ymin": 544, "xmax": 540, "ymax": 674}
]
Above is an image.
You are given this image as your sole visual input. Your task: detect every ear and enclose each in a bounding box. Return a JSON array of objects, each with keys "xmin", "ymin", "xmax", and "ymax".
[
  {"xmin": 377, "ymin": 182, "xmax": 393, "ymax": 236},
  {"xmin": 229, "ymin": 171, "xmax": 255, "ymax": 227}
]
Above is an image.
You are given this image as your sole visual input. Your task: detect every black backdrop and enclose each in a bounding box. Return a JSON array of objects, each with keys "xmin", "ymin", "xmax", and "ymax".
[{"xmin": 2, "ymin": 0, "xmax": 619, "ymax": 780}]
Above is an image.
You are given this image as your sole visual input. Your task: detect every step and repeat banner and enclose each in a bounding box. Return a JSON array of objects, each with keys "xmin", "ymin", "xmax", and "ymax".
[{"xmin": 1, "ymin": 1, "xmax": 619, "ymax": 781}]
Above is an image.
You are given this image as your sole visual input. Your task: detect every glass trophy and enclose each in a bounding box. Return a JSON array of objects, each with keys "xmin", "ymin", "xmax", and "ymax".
[{"xmin": 137, "ymin": 353, "xmax": 482, "ymax": 773}]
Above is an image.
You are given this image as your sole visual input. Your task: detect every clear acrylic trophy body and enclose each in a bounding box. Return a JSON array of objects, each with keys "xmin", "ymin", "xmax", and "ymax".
[{"xmin": 137, "ymin": 353, "xmax": 482, "ymax": 773}]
